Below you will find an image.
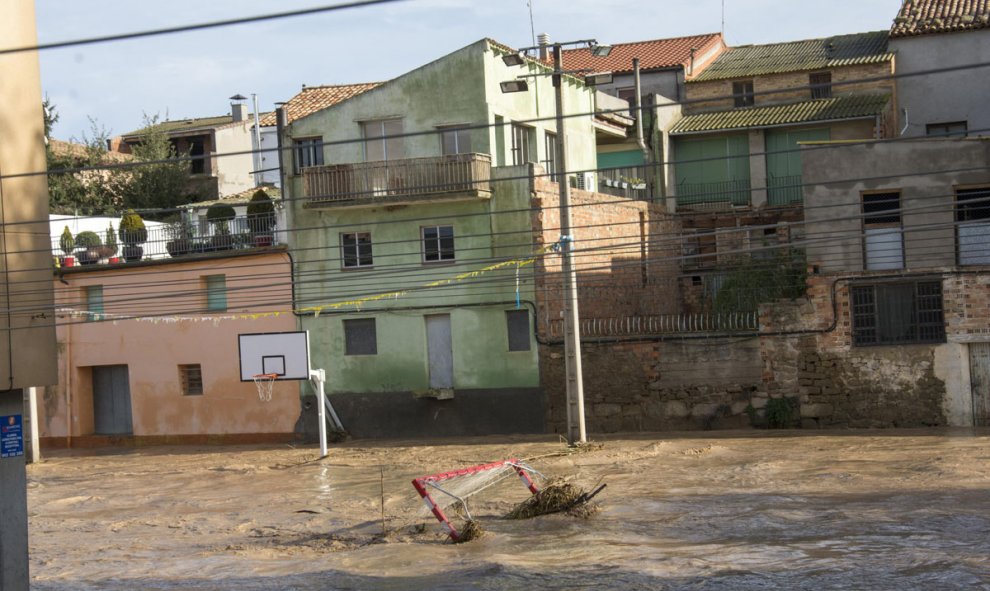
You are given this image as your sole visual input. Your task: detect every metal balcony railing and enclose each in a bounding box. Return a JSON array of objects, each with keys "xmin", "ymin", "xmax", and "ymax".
[
  {"xmin": 546, "ymin": 312, "xmax": 760, "ymax": 338},
  {"xmin": 676, "ymin": 178, "xmax": 751, "ymax": 208},
  {"xmin": 303, "ymin": 153, "xmax": 492, "ymax": 204},
  {"xmin": 767, "ymin": 174, "xmax": 804, "ymax": 206}
]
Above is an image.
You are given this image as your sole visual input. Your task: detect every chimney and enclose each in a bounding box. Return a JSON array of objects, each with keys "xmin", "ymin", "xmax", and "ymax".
[
  {"xmin": 538, "ymin": 33, "xmax": 551, "ymax": 60},
  {"xmin": 231, "ymin": 102, "xmax": 247, "ymax": 122}
]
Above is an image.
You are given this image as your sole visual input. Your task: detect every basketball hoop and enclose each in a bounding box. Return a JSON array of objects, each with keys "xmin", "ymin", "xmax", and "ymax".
[{"xmin": 252, "ymin": 373, "xmax": 278, "ymax": 402}]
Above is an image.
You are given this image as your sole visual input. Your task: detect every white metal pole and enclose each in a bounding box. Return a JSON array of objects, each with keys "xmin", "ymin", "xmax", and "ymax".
[
  {"xmin": 311, "ymin": 369, "xmax": 328, "ymax": 458},
  {"xmin": 552, "ymin": 45, "xmax": 587, "ymax": 445},
  {"xmin": 26, "ymin": 387, "xmax": 40, "ymax": 464}
]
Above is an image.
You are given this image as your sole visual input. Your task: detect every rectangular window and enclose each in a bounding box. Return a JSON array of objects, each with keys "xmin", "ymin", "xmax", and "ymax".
[
  {"xmin": 511, "ymin": 123, "xmax": 535, "ymax": 165},
  {"xmin": 926, "ymin": 121, "xmax": 968, "ymax": 138},
  {"xmin": 204, "ymin": 275, "xmax": 227, "ymax": 312},
  {"xmin": 189, "ymin": 138, "xmax": 207, "ymax": 175},
  {"xmin": 361, "ymin": 118, "xmax": 404, "ymax": 162},
  {"xmin": 341, "ymin": 232, "xmax": 373, "ymax": 268},
  {"xmin": 543, "ymin": 131, "xmax": 558, "ymax": 182},
  {"xmin": 851, "ymin": 281, "xmax": 945, "ymax": 346},
  {"xmin": 85, "ymin": 285, "xmax": 103, "ymax": 322},
  {"xmin": 956, "ymin": 187, "xmax": 990, "ymax": 265},
  {"xmin": 293, "ymin": 138, "xmax": 324, "ymax": 175},
  {"xmin": 862, "ymin": 192, "xmax": 904, "ymax": 270},
  {"xmin": 422, "ymin": 225, "xmax": 455, "ymax": 263},
  {"xmin": 733, "ymin": 80, "xmax": 755, "ymax": 107},
  {"xmin": 617, "ymin": 87, "xmax": 637, "ymax": 116},
  {"xmin": 506, "ymin": 310, "xmax": 531, "ymax": 351},
  {"xmin": 439, "ymin": 125, "xmax": 472, "ymax": 155},
  {"xmin": 343, "ymin": 318, "xmax": 377, "ymax": 355},
  {"xmin": 179, "ymin": 364, "xmax": 203, "ymax": 396},
  {"xmin": 809, "ymin": 72, "xmax": 832, "ymax": 99}
]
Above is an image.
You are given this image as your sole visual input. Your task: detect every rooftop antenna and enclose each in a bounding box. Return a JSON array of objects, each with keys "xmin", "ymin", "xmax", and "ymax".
[
  {"xmin": 527, "ymin": 0, "xmax": 537, "ymax": 48},
  {"xmin": 721, "ymin": 0, "xmax": 725, "ymax": 37}
]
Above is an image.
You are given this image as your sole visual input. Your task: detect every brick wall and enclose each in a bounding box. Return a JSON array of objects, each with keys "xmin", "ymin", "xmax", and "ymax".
[
  {"xmin": 531, "ymin": 177, "xmax": 683, "ymax": 336},
  {"xmin": 684, "ymin": 62, "xmax": 895, "ymax": 114}
]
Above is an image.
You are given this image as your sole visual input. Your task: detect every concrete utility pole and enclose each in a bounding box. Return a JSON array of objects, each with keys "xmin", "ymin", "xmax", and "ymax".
[{"xmin": 551, "ymin": 44, "xmax": 588, "ymax": 445}]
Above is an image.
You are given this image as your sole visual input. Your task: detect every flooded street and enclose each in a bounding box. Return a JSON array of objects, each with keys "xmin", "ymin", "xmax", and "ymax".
[{"xmin": 27, "ymin": 430, "xmax": 990, "ymax": 590}]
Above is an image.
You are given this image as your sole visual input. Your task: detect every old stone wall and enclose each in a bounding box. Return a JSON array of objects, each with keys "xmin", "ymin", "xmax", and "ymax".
[{"xmin": 542, "ymin": 339, "xmax": 765, "ymax": 434}]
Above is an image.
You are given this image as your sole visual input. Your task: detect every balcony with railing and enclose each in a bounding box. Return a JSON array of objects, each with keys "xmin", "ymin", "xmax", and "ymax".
[
  {"xmin": 598, "ymin": 166, "xmax": 650, "ymax": 201},
  {"xmin": 676, "ymin": 178, "xmax": 751, "ymax": 209},
  {"xmin": 302, "ymin": 153, "xmax": 492, "ymax": 206},
  {"xmin": 53, "ymin": 214, "xmax": 284, "ymax": 267},
  {"xmin": 767, "ymin": 174, "xmax": 804, "ymax": 206}
]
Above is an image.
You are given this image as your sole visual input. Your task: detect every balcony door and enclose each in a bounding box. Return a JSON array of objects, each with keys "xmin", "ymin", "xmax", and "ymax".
[{"xmin": 425, "ymin": 314, "xmax": 453, "ymax": 390}]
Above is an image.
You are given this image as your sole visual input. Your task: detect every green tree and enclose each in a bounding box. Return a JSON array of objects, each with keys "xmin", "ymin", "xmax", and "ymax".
[
  {"xmin": 44, "ymin": 102, "xmax": 122, "ymax": 215},
  {"xmin": 114, "ymin": 114, "xmax": 193, "ymax": 216}
]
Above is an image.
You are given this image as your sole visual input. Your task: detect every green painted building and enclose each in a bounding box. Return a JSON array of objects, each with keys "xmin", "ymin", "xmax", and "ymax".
[{"xmin": 281, "ymin": 39, "xmax": 600, "ymax": 437}]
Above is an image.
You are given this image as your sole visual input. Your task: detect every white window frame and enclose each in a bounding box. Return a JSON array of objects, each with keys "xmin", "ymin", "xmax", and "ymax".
[
  {"xmin": 422, "ymin": 225, "xmax": 455, "ymax": 263},
  {"xmin": 439, "ymin": 124, "xmax": 472, "ymax": 155},
  {"xmin": 341, "ymin": 232, "xmax": 374, "ymax": 269}
]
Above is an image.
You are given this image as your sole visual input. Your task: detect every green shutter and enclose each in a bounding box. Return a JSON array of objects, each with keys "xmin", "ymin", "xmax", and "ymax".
[
  {"xmin": 766, "ymin": 127, "xmax": 829, "ymax": 205},
  {"xmin": 673, "ymin": 135, "xmax": 751, "ymax": 206}
]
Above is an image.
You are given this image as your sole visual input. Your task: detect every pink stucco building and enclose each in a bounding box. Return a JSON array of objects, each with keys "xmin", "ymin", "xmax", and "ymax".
[{"xmin": 43, "ymin": 250, "xmax": 302, "ymax": 447}]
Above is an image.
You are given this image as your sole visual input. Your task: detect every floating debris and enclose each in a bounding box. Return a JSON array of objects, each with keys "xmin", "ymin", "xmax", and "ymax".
[
  {"xmin": 452, "ymin": 519, "xmax": 484, "ymax": 543},
  {"xmin": 506, "ymin": 479, "xmax": 606, "ymax": 519}
]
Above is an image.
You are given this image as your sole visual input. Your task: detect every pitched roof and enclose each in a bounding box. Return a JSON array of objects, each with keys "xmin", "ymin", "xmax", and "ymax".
[
  {"xmin": 670, "ymin": 93, "xmax": 891, "ymax": 134},
  {"xmin": 560, "ymin": 33, "xmax": 723, "ymax": 75},
  {"xmin": 121, "ymin": 114, "xmax": 268, "ymax": 139},
  {"xmin": 257, "ymin": 83, "xmax": 382, "ymax": 127},
  {"xmin": 182, "ymin": 185, "xmax": 282, "ymax": 209},
  {"xmin": 691, "ymin": 31, "xmax": 892, "ymax": 82},
  {"xmin": 890, "ymin": 0, "xmax": 990, "ymax": 37}
]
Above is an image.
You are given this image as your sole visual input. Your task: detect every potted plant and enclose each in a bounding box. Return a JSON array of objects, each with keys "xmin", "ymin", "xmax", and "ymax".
[
  {"xmin": 59, "ymin": 226, "xmax": 75, "ymax": 266},
  {"xmin": 74, "ymin": 231, "xmax": 102, "ymax": 265},
  {"xmin": 119, "ymin": 209, "xmax": 148, "ymax": 262},
  {"xmin": 206, "ymin": 203, "xmax": 236, "ymax": 251},
  {"xmin": 246, "ymin": 189, "xmax": 276, "ymax": 247},
  {"xmin": 165, "ymin": 220, "xmax": 194, "ymax": 257},
  {"xmin": 100, "ymin": 223, "xmax": 119, "ymax": 262}
]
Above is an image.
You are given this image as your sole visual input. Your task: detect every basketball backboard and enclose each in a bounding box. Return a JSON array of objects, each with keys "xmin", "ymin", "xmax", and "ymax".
[{"xmin": 238, "ymin": 331, "xmax": 311, "ymax": 381}]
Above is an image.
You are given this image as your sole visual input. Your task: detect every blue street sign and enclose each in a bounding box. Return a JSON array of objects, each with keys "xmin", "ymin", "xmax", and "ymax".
[{"xmin": 1, "ymin": 414, "xmax": 24, "ymax": 458}]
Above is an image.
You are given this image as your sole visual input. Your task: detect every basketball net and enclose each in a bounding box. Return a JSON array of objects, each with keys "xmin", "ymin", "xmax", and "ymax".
[{"xmin": 252, "ymin": 373, "xmax": 277, "ymax": 402}]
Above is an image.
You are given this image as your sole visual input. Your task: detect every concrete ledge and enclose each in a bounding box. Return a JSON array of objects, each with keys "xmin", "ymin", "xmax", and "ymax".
[{"xmin": 40, "ymin": 433, "xmax": 300, "ymax": 449}]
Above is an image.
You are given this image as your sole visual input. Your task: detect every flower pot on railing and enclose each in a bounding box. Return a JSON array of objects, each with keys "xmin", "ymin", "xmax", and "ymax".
[
  {"xmin": 61, "ymin": 255, "xmax": 76, "ymax": 267},
  {"xmin": 253, "ymin": 233, "xmax": 274, "ymax": 247},
  {"xmin": 209, "ymin": 233, "xmax": 234, "ymax": 251},
  {"xmin": 122, "ymin": 245, "xmax": 143, "ymax": 262},
  {"xmin": 77, "ymin": 249, "xmax": 100, "ymax": 265}
]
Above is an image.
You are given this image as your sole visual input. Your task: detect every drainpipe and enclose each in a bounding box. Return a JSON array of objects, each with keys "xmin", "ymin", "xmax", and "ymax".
[
  {"xmin": 251, "ymin": 94, "xmax": 262, "ymax": 186},
  {"xmin": 633, "ymin": 58, "xmax": 654, "ymax": 199},
  {"xmin": 275, "ymin": 104, "xmax": 292, "ymax": 246}
]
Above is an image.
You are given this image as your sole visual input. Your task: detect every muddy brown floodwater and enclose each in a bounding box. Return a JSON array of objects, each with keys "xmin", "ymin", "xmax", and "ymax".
[{"xmin": 27, "ymin": 429, "xmax": 990, "ymax": 590}]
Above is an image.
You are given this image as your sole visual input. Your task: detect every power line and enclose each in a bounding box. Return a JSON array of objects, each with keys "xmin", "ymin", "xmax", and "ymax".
[{"xmin": 2, "ymin": 0, "xmax": 409, "ymax": 56}]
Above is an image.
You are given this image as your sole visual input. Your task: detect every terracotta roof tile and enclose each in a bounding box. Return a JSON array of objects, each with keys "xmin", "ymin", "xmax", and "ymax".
[
  {"xmin": 691, "ymin": 31, "xmax": 891, "ymax": 82},
  {"xmin": 890, "ymin": 0, "xmax": 990, "ymax": 37},
  {"xmin": 559, "ymin": 33, "xmax": 724, "ymax": 75},
  {"xmin": 258, "ymin": 83, "xmax": 382, "ymax": 127},
  {"xmin": 670, "ymin": 93, "xmax": 891, "ymax": 134}
]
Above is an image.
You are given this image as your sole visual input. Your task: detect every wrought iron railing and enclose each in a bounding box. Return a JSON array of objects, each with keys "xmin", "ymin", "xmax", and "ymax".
[
  {"xmin": 546, "ymin": 312, "xmax": 759, "ymax": 338},
  {"xmin": 767, "ymin": 174, "xmax": 804, "ymax": 206},
  {"xmin": 53, "ymin": 215, "xmax": 282, "ymax": 265},
  {"xmin": 303, "ymin": 153, "xmax": 492, "ymax": 204},
  {"xmin": 676, "ymin": 178, "xmax": 751, "ymax": 208}
]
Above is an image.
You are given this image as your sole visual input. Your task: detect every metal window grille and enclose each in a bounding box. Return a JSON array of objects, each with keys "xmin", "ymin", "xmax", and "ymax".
[
  {"xmin": 506, "ymin": 310, "xmax": 531, "ymax": 352},
  {"xmin": 809, "ymin": 72, "xmax": 832, "ymax": 99},
  {"xmin": 179, "ymin": 364, "xmax": 203, "ymax": 396},
  {"xmin": 925, "ymin": 121, "xmax": 968, "ymax": 138},
  {"xmin": 423, "ymin": 225, "xmax": 455, "ymax": 262},
  {"xmin": 956, "ymin": 187, "xmax": 990, "ymax": 265},
  {"xmin": 733, "ymin": 80, "xmax": 754, "ymax": 107},
  {"xmin": 341, "ymin": 232, "xmax": 373, "ymax": 268},
  {"xmin": 343, "ymin": 318, "xmax": 377, "ymax": 355},
  {"xmin": 851, "ymin": 281, "xmax": 945, "ymax": 346}
]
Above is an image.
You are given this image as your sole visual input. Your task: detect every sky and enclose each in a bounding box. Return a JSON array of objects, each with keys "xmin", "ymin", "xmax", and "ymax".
[{"xmin": 36, "ymin": 0, "xmax": 904, "ymax": 142}]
